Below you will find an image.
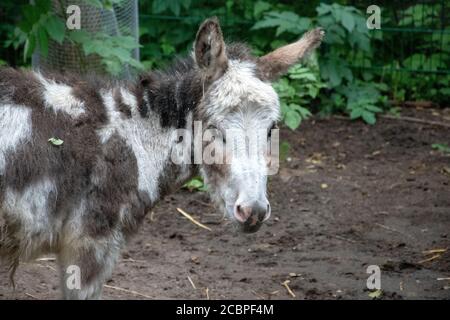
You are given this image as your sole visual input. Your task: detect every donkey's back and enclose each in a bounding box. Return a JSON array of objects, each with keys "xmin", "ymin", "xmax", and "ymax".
[
  {"xmin": 0, "ymin": 17, "xmax": 324, "ymax": 299},
  {"xmin": 0, "ymin": 67, "xmax": 149, "ymax": 298}
]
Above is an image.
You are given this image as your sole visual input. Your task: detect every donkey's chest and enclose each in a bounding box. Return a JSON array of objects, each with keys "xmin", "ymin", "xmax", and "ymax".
[{"xmin": 96, "ymin": 116, "xmax": 175, "ymax": 205}]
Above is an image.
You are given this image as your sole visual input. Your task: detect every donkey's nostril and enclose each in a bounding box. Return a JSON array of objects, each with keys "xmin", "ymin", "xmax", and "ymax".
[
  {"xmin": 234, "ymin": 202, "xmax": 269, "ymax": 225},
  {"xmin": 234, "ymin": 205, "xmax": 252, "ymax": 223}
]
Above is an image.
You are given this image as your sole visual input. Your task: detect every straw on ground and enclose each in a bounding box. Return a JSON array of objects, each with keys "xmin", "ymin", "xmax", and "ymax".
[{"xmin": 176, "ymin": 207, "xmax": 212, "ymax": 231}]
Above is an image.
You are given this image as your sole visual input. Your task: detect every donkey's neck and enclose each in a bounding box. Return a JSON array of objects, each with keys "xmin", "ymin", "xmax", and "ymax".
[
  {"xmin": 139, "ymin": 66, "xmax": 204, "ymax": 128},
  {"xmin": 98, "ymin": 65, "xmax": 203, "ymax": 206}
]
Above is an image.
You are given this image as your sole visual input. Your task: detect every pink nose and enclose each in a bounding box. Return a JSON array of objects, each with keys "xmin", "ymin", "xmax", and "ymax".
[
  {"xmin": 234, "ymin": 203, "xmax": 270, "ymax": 225},
  {"xmin": 235, "ymin": 205, "xmax": 253, "ymax": 223}
]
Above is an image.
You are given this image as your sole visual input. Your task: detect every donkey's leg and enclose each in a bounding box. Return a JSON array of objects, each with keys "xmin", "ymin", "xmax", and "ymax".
[{"xmin": 58, "ymin": 238, "xmax": 122, "ymax": 300}]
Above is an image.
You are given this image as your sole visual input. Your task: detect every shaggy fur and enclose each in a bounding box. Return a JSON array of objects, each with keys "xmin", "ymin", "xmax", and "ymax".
[{"xmin": 0, "ymin": 18, "xmax": 324, "ymax": 299}]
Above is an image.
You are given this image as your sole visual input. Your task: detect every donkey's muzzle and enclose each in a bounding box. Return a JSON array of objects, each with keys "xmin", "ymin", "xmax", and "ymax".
[{"xmin": 234, "ymin": 202, "xmax": 270, "ymax": 233}]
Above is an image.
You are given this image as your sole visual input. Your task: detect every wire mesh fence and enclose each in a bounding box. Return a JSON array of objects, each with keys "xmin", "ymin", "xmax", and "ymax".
[
  {"xmin": 32, "ymin": 0, "xmax": 139, "ymax": 78},
  {"xmin": 349, "ymin": 0, "xmax": 449, "ymax": 75},
  {"xmin": 138, "ymin": 0, "xmax": 449, "ymax": 77},
  {"xmin": 1, "ymin": 1, "xmax": 448, "ymax": 81}
]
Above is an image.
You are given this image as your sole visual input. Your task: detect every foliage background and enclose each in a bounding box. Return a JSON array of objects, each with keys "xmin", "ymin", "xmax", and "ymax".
[{"xmin": 0, "ymin": 0, "xmax": 449, "ymax": 130}]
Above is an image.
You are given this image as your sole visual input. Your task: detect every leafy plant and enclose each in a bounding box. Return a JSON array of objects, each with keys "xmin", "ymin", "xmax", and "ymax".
[
  {"xmin": 337, "ymin": 81, "xmax": 387, "ymax": 125},
  {"xmin": 279, "ymin": 141, "xmax": 291, "ymax": 161},
  {"xmin": 253, "ymin": 3, "xmax": 387, "ymax": 125},
  {"xmin": 273, "ymin": 63, "xmax": 324, "ymax": 130},
  {"xmin": 151, "ymin": 0, "xmax": 192, "ymax": 16},
  {"xmin": 252, "ymin": 11, "xmax": 311, "ymax": 36},
  {"xmin": 7, "ymin": 0, "xmax": 143, "ymax": 76},
  {"xmin": 3, "ymin": 0, "xmax": 448, "ymax": 123},
  {"xmin": 8, "ymin": 0, "xmax": 65, "ymax": 60},
  {"xmin": 432, "ymin": 143, "xmax": 450, "ymax": 154},
  {"xmin": 67, "ymin": 30, "xmax": 143, "ymax": 76},
  {"xmin": 183, "ymin": 176, "xmax": 207, "ymax": 192}
]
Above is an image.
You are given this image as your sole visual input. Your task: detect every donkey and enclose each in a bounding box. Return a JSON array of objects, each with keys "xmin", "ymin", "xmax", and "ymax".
[{"xmin": 0, "ymin": 18, "xmax": 324, "ymax": 299}]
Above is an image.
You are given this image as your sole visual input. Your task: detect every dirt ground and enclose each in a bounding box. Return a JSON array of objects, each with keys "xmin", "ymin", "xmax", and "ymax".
[{"xmin": 1, "ymin": 108, "xmax": 449, "ymax": 300}]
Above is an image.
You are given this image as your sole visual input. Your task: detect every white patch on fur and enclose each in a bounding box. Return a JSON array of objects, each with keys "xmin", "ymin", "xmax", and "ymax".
[
  {"xmin": 209, "ymin": 109, "xmax": 271, "ymax": 218},
  {"xmin": 205, "ymin": 59, "xmax": 280, "ymax": 122},
  {"xmin": 97, "ymin": 89, "xmax": 175, "ymax": 202},
  {"xmin": 120, "ymin": 87, "xmax": 139, "ymax": 117},
  {"xmin": 36, "ymin": 73, "xmax": 85, "ymax": 118},
  {"xmin": 0, "ymin": 104, "xmax": 32, "ymax": 174},
  {"xmin": 200, "ymin": 59, "xmax": 279, "ymax": 220},
  {"xmin": 2, "ymin": 177, "xmax": 59, "ymax": 259},
  {"xmin": 57, "ymin": 199, "xmax": 125, "ymax": 299}
]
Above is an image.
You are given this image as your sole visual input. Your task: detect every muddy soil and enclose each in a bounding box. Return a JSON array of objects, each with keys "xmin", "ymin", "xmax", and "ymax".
[{"xmin": 1, "ymin": 108, "xmax": 449, "ymax": 300}]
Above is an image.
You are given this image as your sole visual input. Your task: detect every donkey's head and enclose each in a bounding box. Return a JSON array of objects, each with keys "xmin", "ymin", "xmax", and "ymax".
[{"xmin": 193, "ymin": 18, "xmax": 324, "ymax": 233}]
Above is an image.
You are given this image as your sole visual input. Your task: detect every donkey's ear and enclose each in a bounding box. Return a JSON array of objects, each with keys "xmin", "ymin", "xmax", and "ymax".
[
  {"xmin": 258, "ymin": 28, "xmax": 325, "ymax": 81},
  {"xmin": 194, "ymin": 17, "xmax": 228, "ymax": 81}
]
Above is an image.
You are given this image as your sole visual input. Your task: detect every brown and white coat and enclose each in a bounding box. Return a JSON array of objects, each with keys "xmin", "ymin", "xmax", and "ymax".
[{"xmin": 0, "ymin": 18, "xmax": 324, "ymax": 299}]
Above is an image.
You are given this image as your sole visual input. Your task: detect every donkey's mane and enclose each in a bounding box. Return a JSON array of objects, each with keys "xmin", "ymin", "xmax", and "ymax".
[
  {"xmin": 0, "ymin": 42, "xmax": 257, "ymax": 131},
  {"xmin": 137, "ymin": 42, "xmax": 256, "ymax": 128}
]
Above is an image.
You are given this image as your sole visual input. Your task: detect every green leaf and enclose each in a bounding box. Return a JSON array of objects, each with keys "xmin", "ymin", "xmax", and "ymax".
[
  {"xmin": 254, "ymin": 1, "xmax": 271, "ymax": 19},
  {"xmin": 364, "ymin": 105, "xmax": 383, "ymax": 113},
  {"xmin": 127, "ymin": 58, "xmax": 145, "ymax": 70},
  {"xmin": 252, "ymin": 11, "xmax": 310, "ymax": 36},
  {"xmin": 361, "ymin": 111, "xmax": 376, "ymax": 125},
  {"xmin": 181, "ymin": 0, "xmax": 191, "ymax": 10},
  {"xmin": 161, "ymin": 42, "xmax": 175, "ymax": 55},
  {"xmin": 368, "ymin": 289, "xmax": 382, "ymax": 299},
  {"xmin": 316, "ymin": 3, "xmax": 332, "ymax": 16},
  {"xmin": 110, "ymin": 47, "xmax": 133, "ymax": 61},
  {"xmin": 280, "ymin": 141, "xmax": 290, "ymax": 161},
  {"xmin": 280, "ymin": 102, "xmax": 289, "ymax": 118},
  {"xmin": 350, "ymin": 31, "xmax": 371, "ymax": 52},
  {"xmin": 35, "ymin": 0, "xmax": 51, "ymax": 13},
  {"xmin": 48, "ymin": 137, "xmax": 64, "ymax": 146},
  {"xmin": 289, "ymin": 104, "xmax": 312, "ymax": 120},
  {"xmin": 252, "ymin": 16, "xmax": 285, "ymax": 30},
  {"xmin": 152, "ymin": 0, "xmax": 169, "ymax": 14},
  {"xmin": 22, "ymin": 4, "xmax": 41, "ymax": 26},
  {"xmin": 103, "ymin": 59, "xmax": 122, "ymax": 76},
  {"xmin": 83, "ymin": 0, "xmax": 103, "ymax": 8},
  {"xmin": 114, "ymin": 36, "xmax": 140, "ymax": 50},
  {"xmin": 341, "ymin": 11, "xmax": 355, "ymax": 32},
  {"xmin": 67, "ymin": 30, "xmax": 90, "ymax": 43},
  {"xmin": 82, "ymin": 40, "xmax": 100, "ymax": 55},
  {"xmin": 45, "ymin": 16, "xmax": 65, "ymax": 44},
  {"xmin": 350, "ymin": 108, "xmax": 363, "ymax": 119},
  {"xmin": 432, "ymin": 143, "xmax": 450, "ymax": 154},
  {"xmin": 321, "ymin": 60, "xmax": 343, "ymax": 87},
  {"xmin": 289, "ymin": 70, "xmax": 317, "ymax": 81},
  {"xmin": 284, "ymin": 110, "xmax": 301, "ymax": 130},
  {"xmin": 23, "ymin": 35, "xmax": 36, "ymax": 60},
  {"xmin": 183, "ymin": 177, "xmax": 207, "ymax": 192},
  {"xmin": 298, "ymin": 107, "xmax": 312, "ymax": 119},
  {"xmin": 37, "ymin": 27, "xmax": 48, "ymax": 57},
  {"xmin": 440, "ymin": 88, "xmax": 450, "ymax": 96},
  {"xmin": 168, "ymin": 1, "xmax": 181, "ymax": 16}
]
